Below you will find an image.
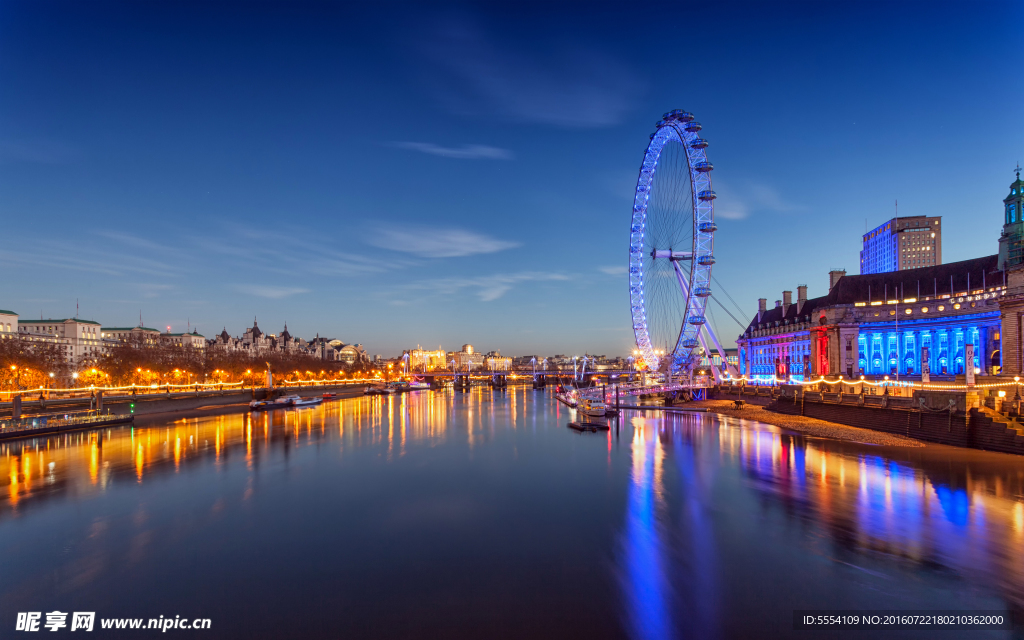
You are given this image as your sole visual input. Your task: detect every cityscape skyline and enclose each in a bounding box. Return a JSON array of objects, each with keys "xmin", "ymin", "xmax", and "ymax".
[{"xmin": 1, "ymin": 1, "xmax": 1021, "ymax": 357}]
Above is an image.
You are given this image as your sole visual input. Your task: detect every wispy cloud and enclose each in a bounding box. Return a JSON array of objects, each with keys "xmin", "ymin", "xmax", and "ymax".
[
  {"xmin": 599, "ymin": 265, "xmax": 627, "ymax": 276},
  {"xmin": 0, "ymin": 237, "xmax": 181, "ymax": 278},
  {"xmin": 400, "ymin": 272, "xmax": 570, "ymax": 302},
  {"xmin": 390, "ymin": 142, "xmax": 513, "ymax": 160},
  {"xmin": 421, "ymin": 19, "xmax": 643, "ymax": 128},
  {"xmin": 366, "ymin": 225, "xmax": 519, "ymax": 258},
  {"xmin": 234, "ymin": 285, "xmax": 310, "ymax": 299},
  {"xmin": 714, "ymin": 180, "xmax": 805, "ymax": 220},
  {"xmin": 194, "ymin": 227, "xmax": 396, "ymax": 278}
]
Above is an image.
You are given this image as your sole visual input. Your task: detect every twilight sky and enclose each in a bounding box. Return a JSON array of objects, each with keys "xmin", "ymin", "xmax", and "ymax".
[{"xmin": 1, "ymin": 0, "xmax": 1021, "ymax": 357}]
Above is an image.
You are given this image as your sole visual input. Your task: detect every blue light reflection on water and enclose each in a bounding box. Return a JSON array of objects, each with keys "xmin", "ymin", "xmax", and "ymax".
[{"xmin": 622, "ymin": 419, "xmax": 672, "ymax": 640}]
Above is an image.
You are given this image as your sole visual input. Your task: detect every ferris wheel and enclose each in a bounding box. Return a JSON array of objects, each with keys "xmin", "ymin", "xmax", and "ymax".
[{"xmin": 628, "ymin": 109, "xmax": 733, "ymax": 378}]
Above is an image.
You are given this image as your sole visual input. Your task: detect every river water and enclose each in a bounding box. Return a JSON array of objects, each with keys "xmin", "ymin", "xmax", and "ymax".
[{"xmin": 2, "ymin": 388, "xmax": 1024, "ymax": 638}]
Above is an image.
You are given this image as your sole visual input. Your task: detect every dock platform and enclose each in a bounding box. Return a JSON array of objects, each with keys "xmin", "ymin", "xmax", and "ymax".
[{"xmin": 568, "ymin": 421, "xmax": 610, "ymax": 432}]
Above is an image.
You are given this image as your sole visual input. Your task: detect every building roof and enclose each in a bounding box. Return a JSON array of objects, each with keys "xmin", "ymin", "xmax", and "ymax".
[
  {"xmin": 0, "ymin": 309, "xmax": 16, "ymax": 315},
  {"xmin": 743, "ymin": 295, "xmax": 828, "ymax": 332},
  {"xmin": 744, "ymin": 254, "xmax": 1001, "ymax": 333},
  {"xmin": 19, "ymin": 318, "xmax": 101, "ymax": 325},
  {"xmin": 102, "ymin": 326, "xmax": 161, "ymax": 332},
  {"xmin": 823, "ymin": 255, "xmax": 998, "ymax": 305}
]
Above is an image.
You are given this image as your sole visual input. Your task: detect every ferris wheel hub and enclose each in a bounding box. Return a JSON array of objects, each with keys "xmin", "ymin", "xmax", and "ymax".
[{"xmin": 650, "ymin": 250, "xmax": 694, "ymax": 261}]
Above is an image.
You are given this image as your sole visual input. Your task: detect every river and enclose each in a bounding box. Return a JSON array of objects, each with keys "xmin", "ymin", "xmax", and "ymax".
[{"xmin": 2, "ymin": 388, "xmax": 1023, "ymax": 638}]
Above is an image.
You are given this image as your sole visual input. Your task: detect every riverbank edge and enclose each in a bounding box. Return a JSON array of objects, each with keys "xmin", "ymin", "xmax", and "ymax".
[{"xmin": 687, "ymin": 399, "xmax": 928, "ymax": 447}]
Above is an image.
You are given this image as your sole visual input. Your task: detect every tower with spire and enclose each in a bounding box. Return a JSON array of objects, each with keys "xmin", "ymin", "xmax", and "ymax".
[{"xmin": 997, "ymin": 164, "xmax": 1024, "ymax": 271}]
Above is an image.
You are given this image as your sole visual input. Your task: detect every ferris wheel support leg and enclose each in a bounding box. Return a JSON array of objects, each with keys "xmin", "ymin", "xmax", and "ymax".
[
  {"xmin": 701, "ymin": 322, "xmax": 738, "ymax": 378},
  {"xmin": 695, "ymin": 328, "xmax": 723, "ymax": 384}
]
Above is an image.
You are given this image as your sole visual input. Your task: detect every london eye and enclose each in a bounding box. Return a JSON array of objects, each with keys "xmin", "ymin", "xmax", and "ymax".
[{"xmin": 628, "ymin": 109, "xmax": 732, "ymax": 378}]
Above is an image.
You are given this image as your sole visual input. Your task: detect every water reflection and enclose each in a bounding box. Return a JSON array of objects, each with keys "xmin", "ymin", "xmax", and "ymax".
[
  {"xmin": 0, "ymin": 389, "xmax": 537, "ymax": 520},
  {"xmin": 619, "ymin": 410, "xmax": 1024, "ymax": 636},
  {"xmin": 623, "ymin": 418, "xmax": 671, "ymax": 640},
  {"xmin": 2, "ymin": 389, "xmax": 1024, "ymax": 638}
]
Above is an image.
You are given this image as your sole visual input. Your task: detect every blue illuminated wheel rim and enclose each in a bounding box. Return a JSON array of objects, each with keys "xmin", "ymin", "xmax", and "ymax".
[{"xmin": 628, "ymin": 110, "xmax": 715, "ymax": 374}]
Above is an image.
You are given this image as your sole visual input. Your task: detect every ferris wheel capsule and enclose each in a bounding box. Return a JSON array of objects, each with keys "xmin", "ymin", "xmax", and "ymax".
[
  {"xmin": 698, "ymin": 190, "xmax": 717, "ymax": 201},
  {"xmin": 691, "ymin": 138, "xmax": 709, "ymax": 149},
  {"xmin": 694, "ymin": 161, "xmax": 713, "ymax": 172},
  {"xmin": 684, "ymin": 121, "xmax": 702, "ymax": 133},
  {"xmin": 697, "ymin": 255, "xmax": 716, "ymax": 265},
  {"xmin": 698, "ymin": 222, "xmax": 718, "ymax": 233},
  {"xmin": 678, "ymin": 111, "xmax": 695, "ymax": 122}
]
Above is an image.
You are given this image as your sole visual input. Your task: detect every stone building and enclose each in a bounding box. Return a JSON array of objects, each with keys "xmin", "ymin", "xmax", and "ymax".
[
  {"xmin": 994, "ymin": 167, "xmax": 1024, "ymax": 374},
  {"xmin": 160, "ymin": 329, "xmax": 206, "ymax": 349},
  {"xmin": 738, "ymin": 172, "xmax": 1023, "ymax": 382},
  {"xmin": 101, "ymin": 326, "xmax": 162, "ymax": 347},
  {"xmin": 0, "ymin": 309, "xmax": 16, "ymax": 338},
  {"xmin": 18, "ymin": 317, "xmax": 103, "ymax": 365},
  {"xmin": 451, "ymin": 344, "xmax": 485, "ymax": 371}
]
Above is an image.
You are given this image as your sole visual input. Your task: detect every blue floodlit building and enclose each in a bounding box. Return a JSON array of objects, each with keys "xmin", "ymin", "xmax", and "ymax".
[{"xmin": 738, "ymin": 174, "xmax": 1024, "ymax": 383}]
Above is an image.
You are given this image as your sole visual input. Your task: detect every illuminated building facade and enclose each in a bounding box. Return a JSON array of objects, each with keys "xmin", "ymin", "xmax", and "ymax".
[
  {"xmin": 407, "ymin": 347, "xmax": 447, "ymax": 371},
  {"xmin": 451, "ymin": 344, "xmax": 485, "ymax": 371},
  {"xmin": 485, "ymin": 351, "xmax": 512, "ymax": 371},
  {"xmin": 738, "ymin": 174, "xmax": 1024, "ymax": 383},
  {"xmin": 738, "ymin": 257, "xmax": 1002, "ymax": 382},
  {"xmin": 860, "ymin": 215, "xmax": 942, "ymax": 274}
]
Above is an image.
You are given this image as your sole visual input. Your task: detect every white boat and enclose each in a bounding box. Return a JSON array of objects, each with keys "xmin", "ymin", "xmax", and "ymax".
[
  {"xmin": 363, "ymin": 386, "xmax": 395, "ymax": 395},
  {"xmin": 291, "ymin": 396, "xmax": 323, "ymax": 407},
  {"xmin": 275, "ymin": 395, "xmax": 301, "ymax": 405},
  {"xmin": 577, "ymin": 396, "xmax": 608, "ymax": 418}
]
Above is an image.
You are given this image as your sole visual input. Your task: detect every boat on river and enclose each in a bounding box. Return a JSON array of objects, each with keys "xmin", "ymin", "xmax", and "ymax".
[
  {"xmin": 554, "ymin": 387, "xmax": 578, "ymax": 408},
  {"xmin": 577, "ymin": 396, "xmax": 608, "ymax": 418},
  {"xmin": 249, "ymin": 395, "xmax": 321, "ymax": 410}
]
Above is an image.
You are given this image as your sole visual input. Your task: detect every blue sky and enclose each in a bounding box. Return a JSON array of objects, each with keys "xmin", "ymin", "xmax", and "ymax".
[{"xmin": 1, "ymin": 1, "xmax": 1021, "ymax": 357}]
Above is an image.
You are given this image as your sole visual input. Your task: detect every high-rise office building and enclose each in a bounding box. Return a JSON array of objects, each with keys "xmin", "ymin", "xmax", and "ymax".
[{"xmin": 859, "ymin": 215, "xmax": 942, "ymax": 274}]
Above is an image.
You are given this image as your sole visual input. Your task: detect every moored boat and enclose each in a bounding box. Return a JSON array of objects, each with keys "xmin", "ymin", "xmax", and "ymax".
[
  {"xmin": 577, "ymin": 396, "xmax": 608, "ymax": 418},
  {"xmin": 554, "ymin": 388, "xmax": 578, "ymax": 408}
]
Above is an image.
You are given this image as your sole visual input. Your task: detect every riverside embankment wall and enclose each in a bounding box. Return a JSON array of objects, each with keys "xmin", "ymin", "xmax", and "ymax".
[
  {"xmin": 713, "ymin": 386, "xmax": 1024, "ymax": 456},
  {"xmin": 0, "ymin": 384, "xmax": 367, "ymax": 420}
]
